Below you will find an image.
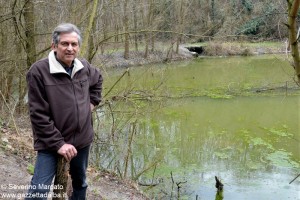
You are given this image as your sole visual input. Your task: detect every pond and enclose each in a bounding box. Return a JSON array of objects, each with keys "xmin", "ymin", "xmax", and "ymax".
[{"xmin": 93, "ymin": 55, "xmax": 300, "ymax": 200}]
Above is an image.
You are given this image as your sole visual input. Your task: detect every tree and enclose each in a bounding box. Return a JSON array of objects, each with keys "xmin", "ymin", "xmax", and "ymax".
[
  {"xmin": 23, "ymin": 0, "xmax": 36, "ymax": 68},
  {"xmin": 143, "ymin": 0, "xmax": 154, "ymax": 58},
  {"xmin": 175, "ymin": 0, "xmax": 189, "ymax": 53},
  {"xmin": 80, "ymin": 0, "xmax": 100, "ymax": 62},
  {"xmin": 123, "ymin": 0, "xmax": 130, "ymax": 59},
  {"xmin": 287, "ymin": 0, "xmax": 300, "ymax": 83}
]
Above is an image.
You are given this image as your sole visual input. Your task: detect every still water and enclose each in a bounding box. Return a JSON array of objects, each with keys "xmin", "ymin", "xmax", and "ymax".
[{"xmin": 95, "ymin": 55, "xmax": 300, "ymax": 199}]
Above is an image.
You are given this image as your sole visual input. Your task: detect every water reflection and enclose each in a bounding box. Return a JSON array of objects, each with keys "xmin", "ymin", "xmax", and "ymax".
[
  {"xmin": 92, "ymin": 96, "xmax": 300, "ymax": 199},
  {"xmin": 215, "ymin": 190, "xmax": 223, "ymax": 200}
]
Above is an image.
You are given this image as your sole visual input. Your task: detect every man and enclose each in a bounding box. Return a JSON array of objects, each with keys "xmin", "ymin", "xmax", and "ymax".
[{"xmin": 25, "ymin": 23, "xmax": 103, "ymax": 199}]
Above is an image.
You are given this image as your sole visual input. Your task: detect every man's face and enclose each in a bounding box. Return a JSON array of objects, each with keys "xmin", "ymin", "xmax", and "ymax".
[{"xmin": 52, "ymin": 32, "xmax": 80, "ymax": 67}]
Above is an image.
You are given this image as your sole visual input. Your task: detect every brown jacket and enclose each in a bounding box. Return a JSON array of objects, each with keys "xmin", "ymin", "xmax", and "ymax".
[{"xmin": 26, "ymin": 50, "xmax": 102, "ymax": 151}]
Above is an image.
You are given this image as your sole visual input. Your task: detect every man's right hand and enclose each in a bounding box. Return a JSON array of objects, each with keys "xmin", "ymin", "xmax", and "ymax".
[{"xmin": 57, "ymin": 144, "xmax": 77, "ymax": 162}]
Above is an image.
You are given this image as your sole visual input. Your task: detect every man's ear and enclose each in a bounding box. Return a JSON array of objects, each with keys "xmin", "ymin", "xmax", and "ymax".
[{"xmin": 51, "ymin": 43, "xmax": 56, "ymax": 51}]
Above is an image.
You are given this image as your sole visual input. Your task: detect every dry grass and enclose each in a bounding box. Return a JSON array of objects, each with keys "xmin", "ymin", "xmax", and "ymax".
[
  {"xmin": 204, "ymin": 42, "xmax": 249, "ymax": 56},
  {"xmin": 198, "ymin": 41, "xmax": 286, "ymax": 56}
]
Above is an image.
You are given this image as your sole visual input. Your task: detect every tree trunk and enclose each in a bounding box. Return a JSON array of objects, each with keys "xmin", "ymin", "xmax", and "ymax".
[
  {"xmin": 176, "ymin": 1, "xmax": 184, "ymax": 54},
  {"xmin": 87, "ymin": 20, "xmax": 96, "ymax": 63},
  {"xmin": 23, "ymin": 0, "xmax": 36, "ymax": 68},
  {"xmin": 287, "ymin": 0, "xmax": 300, "ymax": 83},
  {"xmin": 81, "ymin": 0, "xmax": 99, "ymax": 60},
  {"xmin": 15, "ymin": 0, "xmax": 36, "ymax": 112},
  {"xmin": 144, "ymin": 0, "xmax": 154, "ymax": 58},
  {"xmin": 133, "ymin": 2, "xmax": 139, "ymax": 51},
  {"xmin": 123, "ymin": 0, "xmax": 130, "ymax": 59}
]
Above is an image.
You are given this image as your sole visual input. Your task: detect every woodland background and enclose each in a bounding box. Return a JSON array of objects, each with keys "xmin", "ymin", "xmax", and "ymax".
[{"xmin": 0, "ymin": 0, "xmax": 291, "ymax": 119}]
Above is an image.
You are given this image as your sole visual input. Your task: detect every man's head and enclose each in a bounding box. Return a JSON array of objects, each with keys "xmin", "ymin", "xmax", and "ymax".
[{"xmin": 52, "ymin": 23, "xmax": 82, "ymax": 67}]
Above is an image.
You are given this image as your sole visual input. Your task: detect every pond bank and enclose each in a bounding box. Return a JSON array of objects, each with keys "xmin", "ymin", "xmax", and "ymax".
[{"xmin": 95, "ymin": 41, "xmax": 287, "ymax": 68}]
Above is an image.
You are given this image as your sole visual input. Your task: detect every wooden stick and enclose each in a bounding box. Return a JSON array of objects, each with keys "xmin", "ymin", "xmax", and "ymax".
[
  {"xmin": 289, "ymin": 173, "xmax": 300, "ymax": 184},
  {"xmin": 53, "ymin": 156, "xmax": 70, "ymax": 200}
]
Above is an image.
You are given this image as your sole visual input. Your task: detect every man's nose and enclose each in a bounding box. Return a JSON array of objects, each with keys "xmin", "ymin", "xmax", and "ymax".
[{"xmin": 67, "ymin": 44, "xmax": 73, "ymax": 50}]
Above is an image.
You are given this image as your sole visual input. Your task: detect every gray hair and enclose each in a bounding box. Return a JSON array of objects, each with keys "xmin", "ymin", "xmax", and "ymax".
[{"xmin": 52, "ymin": 23, "xmax": 82, "ymax": 46}]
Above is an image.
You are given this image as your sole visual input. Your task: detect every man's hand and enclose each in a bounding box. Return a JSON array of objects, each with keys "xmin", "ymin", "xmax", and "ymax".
[{"xmin": 57, "ymin": 144, "xmax": 77, "ymax": 162}]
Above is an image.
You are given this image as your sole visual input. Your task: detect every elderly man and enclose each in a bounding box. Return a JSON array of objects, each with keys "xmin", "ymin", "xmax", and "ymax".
[{"xmin": 25, "ymin": 23, "xmax": 103, "ymax": 199}]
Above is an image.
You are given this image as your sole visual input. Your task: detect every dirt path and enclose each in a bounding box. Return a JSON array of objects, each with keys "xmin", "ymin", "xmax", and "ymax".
[{"xmin": 0, "ymin": 150, "xmax": 31, "ymax": 199}]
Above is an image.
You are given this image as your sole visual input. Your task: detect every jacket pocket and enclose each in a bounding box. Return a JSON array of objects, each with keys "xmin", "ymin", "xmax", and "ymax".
[
  {"xmin": 77, "ymin": 79, "xmax": 89, "ymax": 103},
  {"xmin": 79, "ymin": 79, "xmax": 89, "ymax": 95},
  {"xmin": 79, "ymin": 79, "xmax": 88, "ymax": 88}
]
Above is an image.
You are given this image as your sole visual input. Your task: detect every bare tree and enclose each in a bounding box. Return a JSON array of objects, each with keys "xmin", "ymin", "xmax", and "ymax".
[
  {"xmin": 143, "ymin": 0, "xmax": 154, "ymax": 58},
  {"xmin": 287, "ymin": 0, "xmax": 300, "ymax": 83},
  {"xmin": 175, "ymin": 0, "xmax": 190, "ymax": 53},
  {"xmin": 123, "ymin": 0, "xmax": 130, "ymax": 59},
  {"xmin": 80, "ymin": 0, "xmax": 101, "ymax": 62}
]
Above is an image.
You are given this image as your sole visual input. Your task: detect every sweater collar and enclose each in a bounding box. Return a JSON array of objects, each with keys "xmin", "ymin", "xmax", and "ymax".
[{"xmin": 48, "ymin": 50, "xmax": 84, "ymax": 78}]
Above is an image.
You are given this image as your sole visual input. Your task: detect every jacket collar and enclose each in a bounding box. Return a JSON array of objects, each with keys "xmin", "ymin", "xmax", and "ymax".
[{"xmin": 48, "ymin": 50, "xmax": 84, "ymax": 78}]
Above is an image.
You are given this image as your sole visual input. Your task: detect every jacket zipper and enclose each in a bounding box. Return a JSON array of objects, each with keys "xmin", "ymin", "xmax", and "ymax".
[{"xmin": 71, "ymin": 79, "xmax": 80, "ymax": 145}]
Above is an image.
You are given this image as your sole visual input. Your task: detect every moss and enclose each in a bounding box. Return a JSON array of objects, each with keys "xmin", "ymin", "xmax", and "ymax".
[
  {"xmin": 27, "ymin": 163, "xmax": 34, "ymax": 175},
  {"xmin": 266, "ymin": 150, "xmax": 300, "ymax": 168}
]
